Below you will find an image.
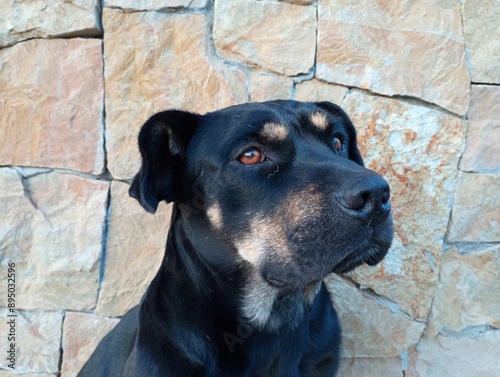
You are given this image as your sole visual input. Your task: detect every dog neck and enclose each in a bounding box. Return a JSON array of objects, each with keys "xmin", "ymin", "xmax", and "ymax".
[{"xmin": 143, "ymin": 204, "xmax": 322, "ymax": 330}]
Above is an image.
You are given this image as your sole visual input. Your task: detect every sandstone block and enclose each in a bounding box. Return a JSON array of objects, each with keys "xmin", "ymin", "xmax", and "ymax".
[
  {"xmin": 61, "ymin": 312, "xmax": 120, "ymax": 377},
  {"xmin": 448, "ymin": 173, "xmax": 500, "ymax": 242},
  {"xmin": 105, "ymin": 0, "xmax": 207, "ymax": 10},
  {"xmin": 341, "ymin": 90, "xmax": 465, "ymax": 320},
  {"xmin": 0, "ymin": 39, "xmax": 104, "ymax": 174},
  {"xmin": 338, "ymin": 357, "xmax": 402, "ymax": 377},
  {"xmin": 294, "ymin": 79, "xmax": 348, "ymax": 104},
  {"xmin": 0, "ymin": 309, "xmax": 62, "ymax": 373},
  {"xmin": 429, "ymin": 246, "xmax": 500, "ymax": 335},
  {"xmin": 411, "ymin": 332, "xmax": 500, "ymax": 377},
  {"xmin": 249, "ymin": 72, "xmax": 293, "ymax": 102},
  {"xmin": 103, "ymin": 10, "xmax": 247, "ymax": 179},
  {"xmin": 317, "ymin": 0, "xmax": 470, "ymax": 115},
  {"xmin": 214, "ymin": 0, "xmax": 316, "ymax": 76},
  {"xmin": 463, "ymin": 0, "xmax": 500, "ymax": 84},
  {"xmin": 96, "ymin": 181, "xmax": 171, "ymax": 317},
  {"xmin": 460, "ymin": 85, "xmax": 500, "ymax": 172},
  {"xmin": 326, "ymin": 275, "xmax": 425, "ymax": 358},
  {"xmin": 0, "ymin": 0, "xmax": 101, "ymax": 48},
  {"xmin": 280, "ymin": 0, "xmax": 314, "ymax": 4},
  {"xmin": 0, "ymin": 168, "xmax": 108, "ymax": 311}
]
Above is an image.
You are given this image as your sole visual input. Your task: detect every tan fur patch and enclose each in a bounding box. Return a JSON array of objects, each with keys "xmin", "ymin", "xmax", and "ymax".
[
  {"xmin": 234, "ymin": 217, "xmax": 287, "ymax": 265},
  {"xmin": 259, "ymin": 122, "xmax": 288, "ymax": 142},
  {"xmin": 241, "ymin": 273, "xmax": 280, "ymax": 329},
  {"xmin": 206, "ymin": 203, "xmax": 223, "ymax": 230},
  {"xmin": 310, "ymin": 112, "xmax": 329, "ymax": 131},
  {"xmin": 285, "ymin": 184, "xmax": 324, "ymax": 227}
]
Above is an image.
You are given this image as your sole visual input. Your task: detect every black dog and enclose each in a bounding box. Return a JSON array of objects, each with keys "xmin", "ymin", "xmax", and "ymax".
[{"xmin": 78, "ymin": 100, "xmax": 393, "ymax": 377}]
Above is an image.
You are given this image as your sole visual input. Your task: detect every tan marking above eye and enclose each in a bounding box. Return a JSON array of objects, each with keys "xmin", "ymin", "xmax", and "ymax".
[
  {"xmin": 259, "ymin": 122, "xmax": 288, "ymax": 142},
  {"xmin": 310, "ymin": 112, "xmax": 329, "ymax": 131}
]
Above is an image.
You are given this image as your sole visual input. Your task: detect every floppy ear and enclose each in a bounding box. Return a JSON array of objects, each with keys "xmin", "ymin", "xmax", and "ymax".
[
  {"xmin": 315, "ymin": 101, "xmax": 364, "ymax": 166},
  {"xmin": 129, "ymin": 110, "xmax": 200, "ymax": 213}
]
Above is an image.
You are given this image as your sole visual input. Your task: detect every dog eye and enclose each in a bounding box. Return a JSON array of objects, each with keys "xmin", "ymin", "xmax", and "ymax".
[
  {"xmin": 238, "ymin": 148, "xmax": 267, "ymax": 165},
  {"xmin": 332, "ymin": 137, "xmax": 343, "ymax": 152}
]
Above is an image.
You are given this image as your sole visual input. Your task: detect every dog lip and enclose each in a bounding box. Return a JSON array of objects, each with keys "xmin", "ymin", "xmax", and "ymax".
[{"xmin": 265, "ymin": 276, "xmax": 289, "ymax": 288}]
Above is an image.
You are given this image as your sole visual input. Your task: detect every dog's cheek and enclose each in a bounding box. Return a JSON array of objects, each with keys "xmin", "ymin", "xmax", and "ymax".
[
  {"xmin": 206, "ymin": 203, "xmax": 224, "ymax": 231},
  {"xmin": 233, "ymin": 217, "xmax": 288, "ymax": 266}
]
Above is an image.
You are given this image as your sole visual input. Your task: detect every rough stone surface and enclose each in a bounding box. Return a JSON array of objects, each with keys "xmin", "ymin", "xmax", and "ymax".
[
  {"xmin": 214, "ymin": 0, "xmax": 316, "ymax": 76},
  {"xmin": 104, "ymin": 10, "xmax": 247, "ymax": 179},
  {"xmin": 448, "ymin": 173, "xmax": 500, "ymax": 243},
  {"xmin": 61, "ymin": 312, "xmax": 120, "ymax": 377},
  {"xmin": 249, "ymin": 72, "xmax": 293, "ymax": 102},
  {"xmin": 280, "ymin": 0, "xmax": 315, "ymax": 4},
  {"xmin": 0, "ymin": 0, "xmax": 101, "ymax": 48},
  {"xmin": 105, "ymin": 0, "xmax": 207, "ymax": 10},
  {"xmin": 338, "ymin": 357, "xmax": 402, "ymax": 377},
  {"xmin": 341, "ymin": 90, "xmax": 465, "ymax": 321},
  {"xmin": 294, "ymin": 79, "xmax": 349, "ymax": 104},
  {"xmin": 411, "ymin": 331, "xmax": 500, "ymax": 377},
  {"xmin": 463, "ymin": 0, "xmax": 500, "ymax": 84},
  {"xmin": 429, "ymin": 246, "xmax": 500, "ymax": 335},
  {"xmin": 0, "ymin": 309, "xmax": 62, "ymax": 373},
  {"xmin": 0, "ymin": 168, "xmax": 108, "ymax": 311},
  {"xmin": 317, "ymin": 0, "xmax": 470, "ymax": 115},
  {"xmin": 0, "ymin": 39, "xmax": 104, "ymax": 174},
  {"xmin": 460, "ymin": 85, "xmax": 500, "ymax": 173},
  {"xmin": 96, "ymin": 181, "xmax": 171, "ymax": 317},
  {"xmin": 326, "ymin": 275, "xmax": 425, "ymax": 358}
]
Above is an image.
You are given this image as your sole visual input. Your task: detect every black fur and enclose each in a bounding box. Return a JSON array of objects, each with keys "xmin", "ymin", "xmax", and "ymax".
[{"xmin": 78, "ymin": 100, "xmax": 393, "ymax": 377}]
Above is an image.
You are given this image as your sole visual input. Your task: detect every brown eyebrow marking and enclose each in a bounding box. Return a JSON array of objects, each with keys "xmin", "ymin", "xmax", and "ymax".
[
  {"xmin": 259, "ymin": 122, "xmax": 288, "ymax": 142},
  {"xmin": 310, "ymin": 112, "xmax": 329, "ymax": 131}
]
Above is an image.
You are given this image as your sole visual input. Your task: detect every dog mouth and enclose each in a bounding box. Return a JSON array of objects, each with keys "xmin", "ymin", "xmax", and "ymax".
[
  {"xmin": 332, "ymin": 243, "xmax": 389, "ymax": 274},
  {"xmin": 265, "ymin": 276, "xmax": 289, "ymax": 288},
  {"xmin": 264, "ymin": 241, "xmax": 390, "ymax": 289}
]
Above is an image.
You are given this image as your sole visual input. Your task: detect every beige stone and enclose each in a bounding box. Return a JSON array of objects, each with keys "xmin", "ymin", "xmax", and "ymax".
[
  {"xmin": 249, "ymin": 72, "xmax": 293, "ymax": 102},
  {"xmin": 429, "ymin": 246, "xmax": 500, "ymax": 335},
  {"xmin": 295, "ymin": 79, "xmax": 349, "ymax": 104},
  {"xmin": 411, "ymin": 332, "xmax": 500, "ymax": 377},
  {"xmin": 0, "ymin": 309, "xmax": 62, "ymax": 373},
  {"xmin": 448, "ymin": 173, "xmax": 500, "ymax": 242},
  {"xmin": 61, "ymin": 312, "xmax": 120, "ymax": 377},
  {"xmin": 460, "ymin": 85, "xmax": 500, "ymax": 172},
  {"xmin": 280, "ymin": 0, "xmax": 314, "ymax": 5},
  {"xmin": 326, "ymin": 275, "xmax": 425, "ymax": 358},
  {"xmin": 0, "ymin": 0, "xmax": 101, "ymax": 48},
  {"xmin": 96, "ymin": 181, "xmax": 171, "ymax": 317},
  {"xmin": 341, "ymin": 90, "xmax": 465, "ymax": 321},
  {"xmin": 0, "ymin": 39, "xmax": 104, "ymax": 174},
  {"xmin": 463, "ymin": 0, "xmax": 500, "ymax": 84},
  {"xmin": 317, "ymin": 0, "xmax": 470, "ymax": 115},
  {"xmin": 338, "ymin": 357, "xmax": 402, "ymax": 377},
  {"xmin": 104, "ymin": 10, "xmax": 247, "ymax": 179},
  {"xmin": 105, "ymin": 0, "xmax": 207, "ymax": 10},
  {"xmin": 0, "ymin": 168, "xmax": 108, "ymax": 311},
  {"xmin": 214, "ymin": 0, "xmax": 316, "ymax": 76}
]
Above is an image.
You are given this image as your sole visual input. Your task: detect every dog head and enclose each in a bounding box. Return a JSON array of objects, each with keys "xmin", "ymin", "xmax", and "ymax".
[{"xmin": 130, "ymin": 101, "xmax": 393, "ymax": 291}]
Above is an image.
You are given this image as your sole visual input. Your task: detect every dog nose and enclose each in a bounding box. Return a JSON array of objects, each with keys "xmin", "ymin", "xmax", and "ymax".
[{"xmin": 337, "ymin": 175, "xmax": 391, "ymax": 221}]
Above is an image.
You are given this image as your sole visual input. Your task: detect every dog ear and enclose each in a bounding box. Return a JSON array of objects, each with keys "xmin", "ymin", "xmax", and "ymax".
[
  {"xmin": 315, "ymin": 101, "xmax": 364, "ymax": 166},
  {"xmin": 129, "ymin": 110, "xmax": 200, "ymax": 213}
]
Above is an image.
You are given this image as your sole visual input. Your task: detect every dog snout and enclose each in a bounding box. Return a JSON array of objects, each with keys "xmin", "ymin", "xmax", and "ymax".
[{"xmin": 336, "ymin": 174, "xmax": 391, "ymax": 222}]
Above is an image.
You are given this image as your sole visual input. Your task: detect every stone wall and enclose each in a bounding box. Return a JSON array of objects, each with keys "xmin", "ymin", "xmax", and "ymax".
[{"xmin": 0, "ymin": 1, "xmax": 498, "ymax": 376}]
